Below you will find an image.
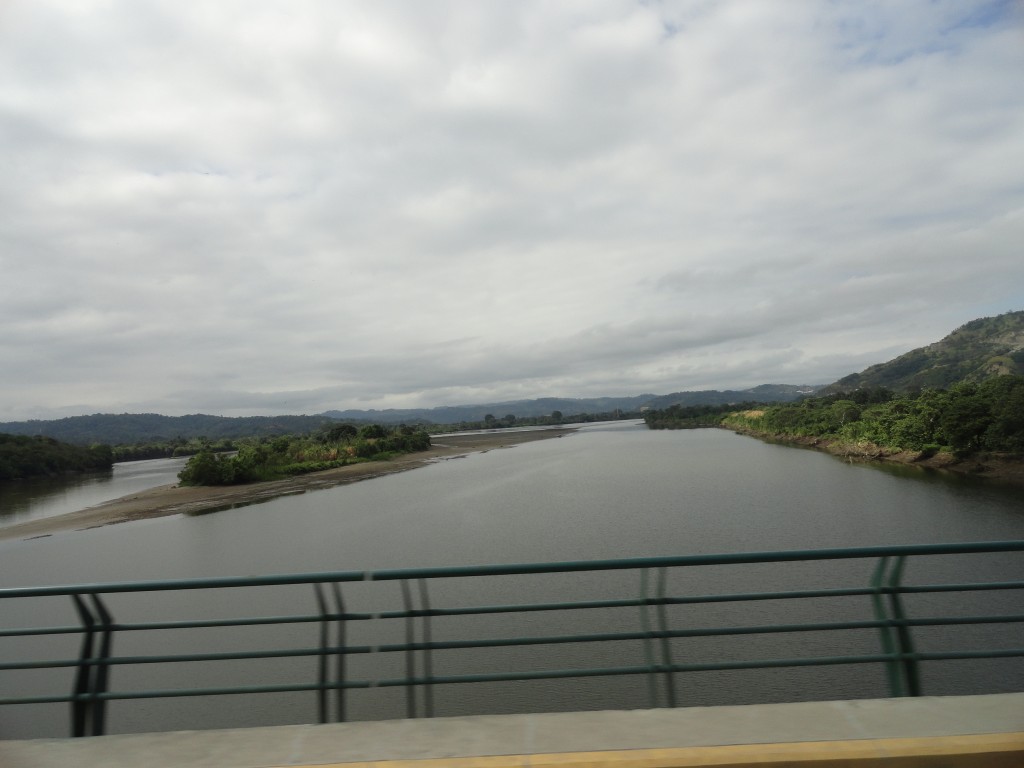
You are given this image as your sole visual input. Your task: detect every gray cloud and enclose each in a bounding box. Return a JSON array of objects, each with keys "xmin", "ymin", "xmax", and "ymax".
[{"xmin": 1, "ymin": 1, "xmax": 1022, "ymax": 419}]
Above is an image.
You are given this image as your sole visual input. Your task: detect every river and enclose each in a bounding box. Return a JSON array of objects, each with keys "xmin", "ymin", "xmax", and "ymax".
[
  {"xmin": 1, "ymin": 423, "xmax": 1022, "ymax": 738},
  {"xmin": 0, "ymin": 456, "xmax": 188, "ymax": 528}
]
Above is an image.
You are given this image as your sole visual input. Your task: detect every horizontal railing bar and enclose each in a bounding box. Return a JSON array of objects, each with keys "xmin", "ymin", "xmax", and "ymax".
[
  {"xmin": 368, "ymin": 541, "xmax": 1024, "ymax": 581},
  {"xmin": 7, "ymin": 582, "xmax": 1019, "ymax": 639},
  {"xmin": 0, "ymin": 656, "xmax": 898, "ymax": 705},
  {"xmin": 376, "ymin": 620, "xmax": 1024, "ymax": 654},
  {"xmin": 915, "ymin": 648, "xmax": 1024, "ymax": 661},
  {"xmin": 3, "ymin": 541, "xmax": 1020, "ymax": 599},
  {"xmin": 0, "ymin": 571, "xmax": 367, "ymax": 599},
  {"xmin": 375, "ymin": 655, "xmax": 909, "ymax": 686},
  {"xmin": 898, "ymin": 581, "xmax": 1024, "ymax": 594},
  {"xmin": 381, "ymin": 649, "xmax": 1024, "ymax": 687},
  {"xmin": 0, "ymin": 613, "xmax": 372, "ymax": 639},
  {"xmin": 0, "ymin": 694, "xmax": 85, "ymax": 706},
  {"xmin": 376, "ymin": 597, "xmax": 646, "ymax": 618},
  {"xmin": 372, "ymin": 615, "xmax": 1024, "ymax": 654},
  {"xmin": 375, "ymin": 588, "xmax": 884, "ymax": 619},
  {"xmin": 106, "ymin": 613, "xmax": 374, "ymax": 631},
  {"xmin": 382, "ymin": 651, "xmax": 1024, "ymax": 687},
  {"xmin": 370, "ymin": 585, "xmax": 1024, "ymax": 618},
  {"xmin": 364, "ymin": 580, "xmax": 1024, "ymax": 620},
  {"xmin": 8, "ymin": 614, "xmax": 1021, "ymax": 671},
  {"xmin": 4, "ymin": 648, "xmax": 1022, "ymax": 707},
  {"xmin": 0, "ymin": 680, "xmax": 375, "ymax": 705},
  {"xmin": 0, "ymin": 644, "xmax": 372, "ymax": 671}
]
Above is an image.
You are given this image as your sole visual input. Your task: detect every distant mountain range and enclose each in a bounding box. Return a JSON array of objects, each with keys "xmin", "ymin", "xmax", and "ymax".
[
  {"xmin": 3, "ymin": 311, "xmax": 1020, "ymax": 446},
  {"xmin": 0, "ymin": 385, "xmax": 818, "ymax": 445},
  {"xmin": 321, "ymin": 384, "xmax": 821, "ymax": 425}
]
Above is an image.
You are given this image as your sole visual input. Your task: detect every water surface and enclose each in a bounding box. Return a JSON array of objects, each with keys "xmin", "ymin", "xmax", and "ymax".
[
  {"xmin": 0, "ymin": 457, "xmax": 187, "ymax": 528},
  {"xmin": 1, "ymin": 424, "xmax": 1021, "ymax": 738}
]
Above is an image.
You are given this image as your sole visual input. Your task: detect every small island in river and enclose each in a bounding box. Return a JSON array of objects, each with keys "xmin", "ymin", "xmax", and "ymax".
[{"xmin": 0, "ymin": 429, "xmax": 577, "ymax": 543}]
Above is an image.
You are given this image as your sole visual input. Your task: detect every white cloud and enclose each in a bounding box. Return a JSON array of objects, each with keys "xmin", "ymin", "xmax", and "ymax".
[{"xmin": 0, "ymin": 0, "xmax": 1022, "ymax": 419}]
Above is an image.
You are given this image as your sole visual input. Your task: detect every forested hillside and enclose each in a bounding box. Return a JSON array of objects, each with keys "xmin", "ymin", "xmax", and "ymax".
[
  {"xmin": 824, "ymin": 311, "xmax": 1024, "ymax": 393},
  {"xmin": 645, "ymin": 313, "xmax": 1024, "ymax": 467}
]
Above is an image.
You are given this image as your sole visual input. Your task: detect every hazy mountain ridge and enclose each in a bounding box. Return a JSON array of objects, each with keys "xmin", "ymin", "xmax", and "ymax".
[
  {"xmin": 824, "ymin": 311, "xmax": 1024, "ymax": 394},
  {"xmin": 642, "ymin": 384, "xmax": 821, "ymax": 411},
  {"xmin": 5, "ymin": 312, "xmax": 1020, "ymax": 446},
  {"xmin": 0, "ymin": 388, "xmax": 818, "ymax": 445},
  {"xmin": 321, "ymin": 396, "xmax": 657, "ymax": 425}
]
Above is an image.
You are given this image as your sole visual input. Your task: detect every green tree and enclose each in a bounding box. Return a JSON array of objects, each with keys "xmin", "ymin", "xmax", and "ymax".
[
  {"xmin": 177, "ymin": 449, "xmax": 224, "ymax": 486},
  {"xmin": 937, "ymin": 383, "xmax": 990, "ymax": 455},
  {"xmin": 358, "ymin": 424, "xmax": 387, "ymax": 440}
]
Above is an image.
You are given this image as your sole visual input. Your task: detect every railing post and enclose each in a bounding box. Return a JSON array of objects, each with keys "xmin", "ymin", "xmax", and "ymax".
[
  {"xmin": 315, "ymin": 582, "xmax": 350, "ymax": 723},
  {"xmin": 655, "ymin": 567, "xmax": 677, "ymax": 708},
  {"xmin": 314, "ymin": 584, "xmax": 330, "ymax": 724},
  {"xmin": 90, "ymin": 595, "xmax": 114, "ymax": 736},
  {"xmin": 639, "ymin": 567, "xmax": 677, "ymax": 708},
  {"xmin": 69, "ymin": 594, "xmax": 114, "ymax": 737},
  {"xmin": 887, "ymin": 556, "xmax": 921, "ymax": 697},
  {"xmin": 870, "ymin": 557, "xmax": 904, "ymax": 697},
  {"xmin": 400, "ymin": 579, "xmax": 417, "ymax": 718},
  {"xmin": 331, "ymin": 583, "xmax": 348, "ymax": 723},
  {"xmin": 70, "ymin": 594, "xmax": 96, "ymax": 738},
  {"xmin": 418, "ymin": 579, "xmax": 435, "ymax": 718},
  {"xmin": 639, "ymin": 568, "xmax": 659, "ymax": 707}
]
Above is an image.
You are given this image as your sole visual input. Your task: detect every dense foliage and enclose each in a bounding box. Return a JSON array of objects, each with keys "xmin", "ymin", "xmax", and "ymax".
[
  {"xmin": 0, "ymin": 433, "xmax": 113, "ymax": 481},
  {"xmin": 710, "ymin": 376, "xmax": 1024, "ymax": 457},
  {"xmin": 178, "ymin": 424, "xmax": 431, "ymax": 486},
  {"xmin": 642, "ymin": 402, "xmax": 762, "ymax": 430}
]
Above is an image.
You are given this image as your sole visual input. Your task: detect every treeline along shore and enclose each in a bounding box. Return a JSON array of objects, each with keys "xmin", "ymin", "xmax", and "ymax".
[
  {"xmin": 644, "ymin": 375, "xmax": 1024, "ymax": 486},
  {"xmin": 0, "ymin": 433, "xmax": 113, "ymax": 481}
]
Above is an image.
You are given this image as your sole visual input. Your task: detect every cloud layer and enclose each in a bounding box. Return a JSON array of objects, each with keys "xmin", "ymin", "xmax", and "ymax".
[{"xmin": 2, "ymin": 1, "xmax": 1022, "ymax": 418}]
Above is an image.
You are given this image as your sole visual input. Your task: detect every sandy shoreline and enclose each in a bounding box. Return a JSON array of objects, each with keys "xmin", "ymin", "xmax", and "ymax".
[{"xmin": 0, "ymin": 429, "xmax": 577, "ymax": 542}]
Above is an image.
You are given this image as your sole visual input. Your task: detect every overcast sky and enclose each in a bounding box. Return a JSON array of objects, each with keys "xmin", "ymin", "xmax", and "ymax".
[{"xmin": 1, "ymin": 1, "xmax": 1022, "ymax": 419}]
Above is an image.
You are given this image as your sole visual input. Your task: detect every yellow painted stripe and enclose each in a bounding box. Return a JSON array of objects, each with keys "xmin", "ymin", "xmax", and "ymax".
[{"xmin": 277, "ymin": 732, "xmax": 1024, "ymax": 768}]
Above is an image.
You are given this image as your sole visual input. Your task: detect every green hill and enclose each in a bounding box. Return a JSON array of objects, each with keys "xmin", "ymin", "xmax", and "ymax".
[{"xmin": 825, "ymin": 311, "xmax": 1024, "ymax": 394}]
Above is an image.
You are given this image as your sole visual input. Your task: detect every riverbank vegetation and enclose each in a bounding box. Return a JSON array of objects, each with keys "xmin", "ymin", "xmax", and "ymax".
[
  {"xmin": 642, "ymin": 403, "xmax": 762, "ymax": 430},
  {"xmin": 177, "ymin": 424, "xmax": 431, "ymax": 485},
  {"xmin": 646, "ymin": 375, "xmax": 1024, "ymax": 459},
  {"xmin": 0, "ymin": 433, "xmax": 114, "ymax": 481}
]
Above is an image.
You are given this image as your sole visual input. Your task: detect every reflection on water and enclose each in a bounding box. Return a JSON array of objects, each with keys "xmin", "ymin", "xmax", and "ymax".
[{"xmin": 0, "ymin": 456, "xmax": 187, "ymax": 527}]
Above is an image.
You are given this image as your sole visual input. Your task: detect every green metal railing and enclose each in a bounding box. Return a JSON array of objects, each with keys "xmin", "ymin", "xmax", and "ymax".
[{"xmin": 1, "ymin": 540, "xmax": 1022, "ymax": 736}]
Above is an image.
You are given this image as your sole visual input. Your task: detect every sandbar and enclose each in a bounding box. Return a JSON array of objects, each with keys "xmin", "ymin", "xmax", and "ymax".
[{"xmin": 0, "ymin": 429, "xmax": 577, "ymax": 542}]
